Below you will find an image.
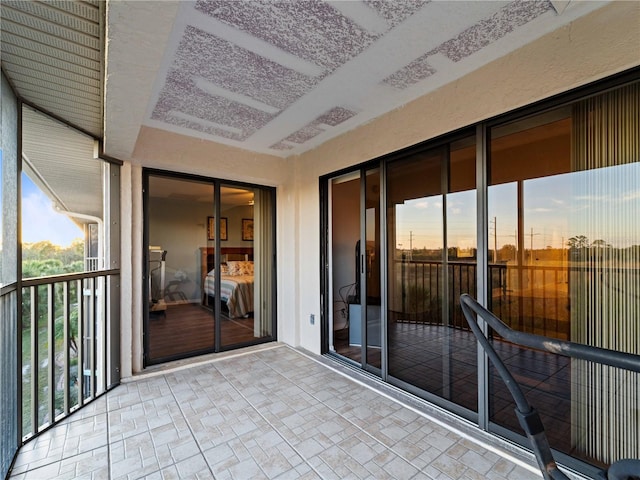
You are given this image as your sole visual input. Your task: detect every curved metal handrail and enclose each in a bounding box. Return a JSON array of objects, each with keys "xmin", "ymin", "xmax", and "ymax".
[{"xmin": 460, "ymin": 293, "xmax": 640, "ymax": 480}]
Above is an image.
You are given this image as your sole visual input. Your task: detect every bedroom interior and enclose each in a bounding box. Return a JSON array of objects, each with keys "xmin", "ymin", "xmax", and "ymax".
[{"xmin": 145, "ymin": 173, "xmax": 275, "ymax": 364}]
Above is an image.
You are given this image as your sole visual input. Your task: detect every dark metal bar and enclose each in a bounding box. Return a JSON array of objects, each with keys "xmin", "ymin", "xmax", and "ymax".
[
  {"xmin": 21, "ymin": 269, "xmax": 120, "ymax": 288},
  {"xmin": 461, "ymin": 293, "xmax": 570, "ymax": 480},
  {"xmin": 461, "ymin": 293, "xmax": 640, "ymax": 373},
  {"xmin": 76, "ymin": 279, "xmax": 84, "ymax": 408},
  {"xmin": 63, "ymin": 282, "xmax": 70, "ymax": 415},
  {"xmin": 29, "ymin": 286, "xmax": 38, "ymax": 435},
  {"xmin": 0, "ymin": 283, "xmax": 17, "ymax": 296},
  {"xmin": 542, "ymin": 270, "xmax": 547, "ymax": 335},
  {"xmin": 47, "ymin": 283, "xmax": 55, "ymax": 424},
  {"xmin": 109, "ymin": 275, "xmax": 121, "ymax": 387},
  {"xmin": 102, "ymin": 277, "xmax": 108, "ymax": 393},
  {"xmin": 89, "ymin": 277, "xmax": 96, "ymax": 399},
  {"xmin": 460, "ymin": 293, "xmax": 640, "ymax": 479}
]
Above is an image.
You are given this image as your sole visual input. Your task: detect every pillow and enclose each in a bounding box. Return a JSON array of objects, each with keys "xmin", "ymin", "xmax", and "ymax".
[
  {"xmin": 227, "ymin": 260, "xmax": 253, "ymax": 276},
  {"xmin": 243, "ymin": 261, "xmax": 254, "ymax": 276},
  {"xmin": 207, "ymin": 263, "xmax": 229, "ymax": 276}
]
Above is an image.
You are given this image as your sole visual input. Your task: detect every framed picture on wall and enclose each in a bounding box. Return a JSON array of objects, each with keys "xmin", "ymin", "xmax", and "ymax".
[
  {"xmin": 241, "ymin": 218, "xmax": 254, "ymax": 241},
  {"xmin": 207, "ymin": 217, "xmax": 228, "ymax": 241}
]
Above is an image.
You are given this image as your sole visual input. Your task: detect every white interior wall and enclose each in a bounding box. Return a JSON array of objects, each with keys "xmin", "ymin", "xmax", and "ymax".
[{"xmin": 148, "ymin": 197, "xmax": 211, "ymax": 303}]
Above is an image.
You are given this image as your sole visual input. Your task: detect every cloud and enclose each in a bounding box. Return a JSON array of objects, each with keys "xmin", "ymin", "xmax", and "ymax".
[
  {"xmin": 531, "ymin": 208, "xmax": 552, "ymax": 212},
  {"xmin": 413, "ymin": 201, "xmax": 429, "ymax": 209},
  {"xmin": 622, "ymin": 191, "xmax": 640, "ymax": 202}
]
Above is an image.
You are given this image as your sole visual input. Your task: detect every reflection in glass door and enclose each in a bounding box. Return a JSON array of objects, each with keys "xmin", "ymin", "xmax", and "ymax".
[
  {"xmin": 145, "ymin": 174, "xmax": 276, "ymax": 364},
  {"xmin": 329, "ymin": 139, "xmax": 476, "ymax": 399},
  {"xmin": 329, "ymin": 172, "xmax": 361, "ymax": 363},
  {"xmin": 328, "ymin": 168, "xmax": 382, "ymax": 373},
  {"xmin": 145, "ymin": 175, "xmax": 215, "ymax": 363},
  {"xmin": 364, "ymin": 168, "xmax": 382, "ymax": 371},
  {"xmin": 385, "ymin": 137, "xmax": 477, "ymax": 414},
  {"xmin": 218, "ymin": 185, "xmax": 274, "ymax": 348},
  {"xmin": 487, "ymin": 86, "xmax": 640, "ymax": 464}
]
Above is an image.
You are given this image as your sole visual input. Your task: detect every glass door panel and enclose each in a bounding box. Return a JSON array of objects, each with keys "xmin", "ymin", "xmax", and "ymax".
[
  {"xmin": 219, "ymin": 185, "xmax": 256, "ymax": 348},
  {"xmin": 218, "ymin": 184, "xmax": 274, "ymax": 349},
  {"xmin": 329, "ymin": 172, "xmax": 361, "ymax": 363},
  {"xmin": 364, "ymin": 168, "xmax": 381, "ymax": 371},
  {"xmin": 444, "ymin": 137, "xmax": 478, "ymax": 411},
  {"xmin": 386, "ymin": 143, "xmax": 477, "ymax": 413},
  {"xmin": 488, "ymin": 111, "xmax": 574, "ymax": 453},
  {"xmin": 146, "ymin": 175, "xmax": 215, "ymax": 363},
  {"xmin": 387, "ymin": 148, "xmax": 445, "ymax": 391},
  {"xmin": 488, "ymin": 87, "xmax": 640, "ymax": 465}
]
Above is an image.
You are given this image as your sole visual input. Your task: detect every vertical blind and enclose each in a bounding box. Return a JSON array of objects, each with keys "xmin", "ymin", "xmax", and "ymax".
[
  {"xmin": 570, "ymin": 82, "xmax": 640, "ymax": 463},
  {"xmin": 253, "ymin": 188, "xmax": 274, "ymax": 338}
]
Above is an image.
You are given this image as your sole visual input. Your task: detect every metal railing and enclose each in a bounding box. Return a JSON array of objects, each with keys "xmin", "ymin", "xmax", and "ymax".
[
  {"xmin": 460, "ymin": 293, "xmax": 640, "ymax": 480},
  {"xmin": 20, "ymin": 269, "xmax": 119, "ymax": 439},
  {"xmin": 84, "ymin": 257, "xmax": 101, "ymax": 272},
  {"xmin": 393, "ymin": 260, "xmax": 590, "ymax": 339}
]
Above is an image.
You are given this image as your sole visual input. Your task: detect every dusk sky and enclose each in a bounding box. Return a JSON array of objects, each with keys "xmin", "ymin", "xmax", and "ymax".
[
  {"xmin": 395, "ymin": 163, "xmax": 639, "ymax": 251},
  {"xmin": 22, "ymin": 173, "xmax": 82, "ymax": 246}
]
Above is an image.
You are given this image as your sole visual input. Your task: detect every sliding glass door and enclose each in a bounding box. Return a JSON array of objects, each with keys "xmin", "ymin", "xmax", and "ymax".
[
  {"xmin": 487, "ymin": 83, "xmax": 640, "ymax": 465},
  {"xmin": 145, "ymin": 175, "xmax": 216, "ymax": 363},
  {"xmin": 218, "ymin": 184, "xmax": 274, "ymax": 348},
  {"xmin": 144, "ymin": 172, "xmax": 276, "ymax": 365},
  {"xmin": 385, "ymin": 137, "xmax": 477, "ymax": 414},
  {"xmin": 364, "ymin": 168, "xmax": 382, "ymax": 372},
  {"xmin": 329, "ymin": 168, "xmax": 382, "ymax": 374},
  {"xmin": 328, "ymin": 136, "xmax": 476, "ymax": 397},
  {"xmin": 323, "ymin": 78, "xmax": 639, "ymax": 474}
]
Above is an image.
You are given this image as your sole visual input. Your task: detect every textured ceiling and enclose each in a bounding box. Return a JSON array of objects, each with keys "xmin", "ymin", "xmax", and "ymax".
[
  {"xmin": 1, "ymin": 1, "xmax": 610, "ymax": 161},
  {"xmin": 134, "ymin": 0, "xmax": 597, "ymax": 158}
]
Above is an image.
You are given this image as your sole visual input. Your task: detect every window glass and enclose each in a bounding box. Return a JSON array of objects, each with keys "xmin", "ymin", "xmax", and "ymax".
[
  {"xmin": 488, "ymin": 83, "xmax": 640, "ymax": 466},
  {"xmin": 21, "ymin": 107, "xmax": 104, "ymax": 278},
  {"xmin": 147, "ymin": 175, "xmax": 215, "ymax": 362},
  {"xmin": 386, "ymin": 142, "xmax": 478, "ymax": 413},
  {"xmin": 219, "ymin": 184, "xmax": 274, "ymax": 347}
]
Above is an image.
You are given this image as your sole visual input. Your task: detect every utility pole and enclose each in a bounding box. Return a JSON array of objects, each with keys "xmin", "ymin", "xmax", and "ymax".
[
  {"xmin": 490, "ymin": 217, "xmax": 497, "ymax": 262},
  {"xmin": 529, "ymin": 228, "xmax": 540, "ymax": 265},
  {"xmin": 494, "ymin": 217, "xmax": 498, "ymax": 263},
  {"xmin": 409, "ymin": 231, "xmax": 413, "ymax": 261}
]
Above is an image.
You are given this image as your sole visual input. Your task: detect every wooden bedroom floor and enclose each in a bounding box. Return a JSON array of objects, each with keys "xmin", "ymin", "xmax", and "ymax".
[{"xmin": 147, "ymin": 303, "xmax": 258, "ymax": 361}]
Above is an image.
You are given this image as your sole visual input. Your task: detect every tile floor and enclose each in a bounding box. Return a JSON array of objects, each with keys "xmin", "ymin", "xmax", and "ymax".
[{"xmin": 10, "ymin": 344, "xmax": 546, "ymax": 480}]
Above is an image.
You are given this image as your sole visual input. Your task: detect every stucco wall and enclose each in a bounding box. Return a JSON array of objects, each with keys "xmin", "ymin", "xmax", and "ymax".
[
  {"xmin": 291, "ymin": 1, "xmax": 640, "ymax": 354},
  {"xmin": 132, "ymin": 127, "xmax": 287, "ymax": 187},
  {"xmin": 121, "ymin": 1, "xmax": 639, "ymax": 373}
]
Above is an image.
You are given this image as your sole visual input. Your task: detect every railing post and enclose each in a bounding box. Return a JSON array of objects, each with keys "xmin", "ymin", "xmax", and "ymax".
[
  {"xmin": 29, "ymin": 285, "xmax": 38, "ymax": 436},
  {"xmin": 63, "ymin": 281, "xmax": 70, "ymax": 415},
  {"xmin": 47, "ymin": 283, "xmax": 54, "ymax": 424}
]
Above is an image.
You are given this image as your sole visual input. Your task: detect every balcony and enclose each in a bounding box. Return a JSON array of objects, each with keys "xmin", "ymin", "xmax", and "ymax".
[{"xmin": 9, "ymin": 344, "xmax": 546, "ymax": 480}]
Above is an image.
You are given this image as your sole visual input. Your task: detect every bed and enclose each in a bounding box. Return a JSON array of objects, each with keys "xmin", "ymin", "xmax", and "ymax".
[{"xmin": 200, "ymin": 247, "xmax": 254, "ymax": 318}]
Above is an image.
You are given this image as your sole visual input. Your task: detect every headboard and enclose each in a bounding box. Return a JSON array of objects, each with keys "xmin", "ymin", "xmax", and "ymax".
[{"xmin": 200, "ymin": 247, "xmax": 254, "ymax": 280}]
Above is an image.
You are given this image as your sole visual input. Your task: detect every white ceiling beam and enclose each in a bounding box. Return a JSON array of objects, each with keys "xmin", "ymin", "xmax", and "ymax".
[
  {"xmin": 329, "ymin": 1, "xmax": 389, "ymax": 35},
  {"xmin": 188, "ymin": 9, "xmax": 325, "ymax": 78},
  {"xmin": 246, "ymin": 1, "xmax": 499, "ymax": 147},
  {"xmin": 168, "ymin": 111, "xmax": 244, "ymax": 136},
  {"xmin": 194, "ymin": 78, "xmax": 280, "ymax": 115}
]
